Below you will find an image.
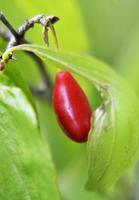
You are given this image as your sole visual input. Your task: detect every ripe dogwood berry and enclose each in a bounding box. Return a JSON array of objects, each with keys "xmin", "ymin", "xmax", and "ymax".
[{"xmin": 53, "ymin": 71, "xmax": 92, "ymax": 142}]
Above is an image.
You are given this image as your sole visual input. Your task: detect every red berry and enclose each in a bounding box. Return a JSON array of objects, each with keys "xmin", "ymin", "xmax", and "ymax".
[{"xmin": 53, "ymin": 71, "xmax": 92, "ymax": 143}]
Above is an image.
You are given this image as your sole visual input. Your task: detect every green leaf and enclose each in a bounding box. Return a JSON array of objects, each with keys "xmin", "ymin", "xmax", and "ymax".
[
  {"xmin": 0, "ymin": 74, "xmax": 60, "ymax": 199},
  {"xmin": 8, "ymin": 44, "xmax": 139, "ymax": 191}
]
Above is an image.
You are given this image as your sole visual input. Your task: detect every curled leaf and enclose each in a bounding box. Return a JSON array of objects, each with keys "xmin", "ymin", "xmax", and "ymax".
[{"xmin": 7, "ymin": 44, "xmax": 139, "ymax": 190}]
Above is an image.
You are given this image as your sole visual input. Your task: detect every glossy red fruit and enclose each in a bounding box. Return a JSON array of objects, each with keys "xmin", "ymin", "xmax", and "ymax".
[{"xmin": 53, "ymin": 71, "xmax": 92, "ymax": 143}]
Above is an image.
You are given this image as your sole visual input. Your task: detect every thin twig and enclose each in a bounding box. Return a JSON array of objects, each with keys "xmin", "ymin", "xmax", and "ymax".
[
  {"xmin": 7, "ymin": 14, "xmax": 59, "ymax": 49},
  {"xmin": 0, "ymin": 13, "xmax": 59, "ymax": 102},
  {"xmin": 18, "ymin": 14, "xmax": 58, "ymax": 37},
  {"xmin": 0, "ymin": 12, "xmax": 19, "ymax": 38}
]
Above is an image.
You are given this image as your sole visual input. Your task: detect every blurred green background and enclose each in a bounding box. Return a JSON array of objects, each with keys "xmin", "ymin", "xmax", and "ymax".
[{"xmin": 1, "ymin": 0, "xmax": 139, "ymax": 199}]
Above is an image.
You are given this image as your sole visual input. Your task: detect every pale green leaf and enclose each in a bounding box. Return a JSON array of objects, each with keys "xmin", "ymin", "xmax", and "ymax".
[{"xmin": 5, "ymin": 61, "xmax": 36, "ymax": 113}]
